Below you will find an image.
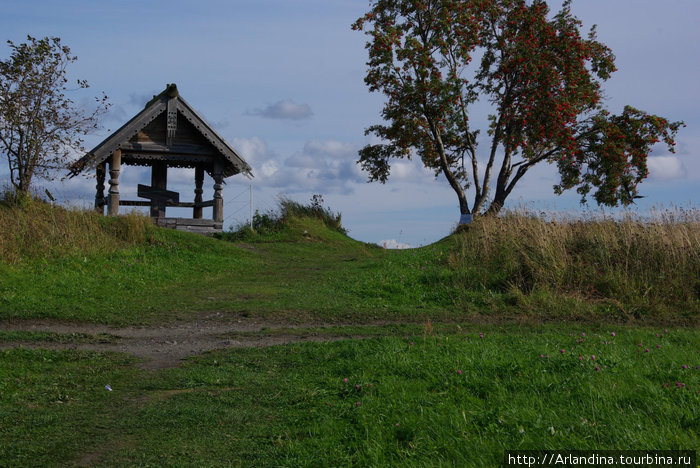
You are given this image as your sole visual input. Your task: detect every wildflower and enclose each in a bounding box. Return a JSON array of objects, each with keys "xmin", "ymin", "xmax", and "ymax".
[
  {"xmin": 664, "ymin": 329, "xmax": 669, "ymax": 333},
  {"xmin": 356, "ymin": 401, "xmax": 362, "ymax": 406},
  {"xmin": 591, "ymin": 355, "xmax": 596, "ymax": 360},
  {"xmin": 582, "ymin": 332, "xmax": 586, "ymax": 337},
  {"xmin": 560, "ymin": 349, "xmax": 566, "ymax": 354},
  {"xmin": 611, "ymin": 332, "xmax": 616, "ymax": 337},
  {"xmin": 479, "ymin": 333, "xmax": 484, "ymax": 338},
  {"xmin": 355, "ymin": 384, "xmax": 361, "ymax": 389},
  {"xmin": 657, "ymin": 344, "xmax": 661, "ymax": 349},
  {"xmin": 540, "ymin": 354, "xmax": 544, "ymax": 358},
  {"xmin": 343, "ymin": 378, "xmax": 348, "ymax": 383},
  {"xmin": 457, "ymin": 369, "xmax": 463, "ymax": 375},
  {"xmin": 645, "ymin": 348, "xmax": 650, "ymax": 353},
  {"xmin": 682, "ymin": 365, "xmax": 688, "ymax": 369},
  {"xmin": 595, "ymin": 366, "xmax": 600, "ymax": 372}
]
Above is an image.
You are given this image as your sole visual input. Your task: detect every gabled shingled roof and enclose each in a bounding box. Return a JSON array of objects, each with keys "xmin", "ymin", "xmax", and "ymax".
[{"xmin": 69, "ymin": 83, "xmax": 252, "ymax": 179}]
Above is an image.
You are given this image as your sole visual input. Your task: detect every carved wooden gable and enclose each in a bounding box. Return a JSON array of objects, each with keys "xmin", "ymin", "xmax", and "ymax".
[{"xmin": 69, "ymin": 83, "xmax": 252, "ymax": 179}]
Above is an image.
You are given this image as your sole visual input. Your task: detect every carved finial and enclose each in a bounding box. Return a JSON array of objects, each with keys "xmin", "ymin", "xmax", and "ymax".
[{"xmin": 166, "ymin": 83, "xmax": 179, "ymax": 98}]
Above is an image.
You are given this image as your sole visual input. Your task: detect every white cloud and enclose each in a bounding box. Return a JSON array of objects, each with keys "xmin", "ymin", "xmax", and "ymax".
[
  {"xmin": 245, "ymin": 100, "xmax": 313, "ymax": 120},
  {"xmin": 231, "ymin": 137, "xmax": 365, "ymax": 194},
  {"xmin": 378, "ymin": 239, "xmax": 413, "ymax": 249},
  {"xmin": 390, "ymin": 159, "xmax": 435, "ymax": 182},
  {"xmin": 647, "ymin": 155, "xmax": 686, "ymax": 181},
  {"xmin": 232, "ymin": 136, "xmax": 278, "ymax": 165}
]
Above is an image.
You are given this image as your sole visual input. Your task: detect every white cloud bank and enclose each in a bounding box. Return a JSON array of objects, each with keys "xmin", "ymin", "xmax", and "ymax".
[{"xmin": 233, "ymin": 137, "xmax": 365, "ymax": 194}]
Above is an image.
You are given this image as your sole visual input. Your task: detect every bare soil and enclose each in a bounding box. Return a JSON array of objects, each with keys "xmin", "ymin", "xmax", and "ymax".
[{"xmin": 0, "ymin": 313, "xmax": 364, "ymax": 370}]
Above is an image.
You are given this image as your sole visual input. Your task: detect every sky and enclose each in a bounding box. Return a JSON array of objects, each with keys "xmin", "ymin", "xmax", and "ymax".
[{"xmin": 1, "ymin": 0, "xmax": 698, "ymax": 247}]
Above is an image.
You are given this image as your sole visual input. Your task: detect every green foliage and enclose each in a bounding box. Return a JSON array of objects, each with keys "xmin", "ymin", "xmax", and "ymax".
[
  {"xmin": 0, "ymin": 35, "xmax": 110, "ymax": 194},
  {"xmin": 353, "ymin": 0, "xmax": 683, "ymax": 215}
]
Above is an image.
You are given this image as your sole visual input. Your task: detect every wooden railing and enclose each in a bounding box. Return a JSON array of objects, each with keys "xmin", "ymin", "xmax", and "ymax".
[{"xmin": 118, "ymin": 200, "xmax": 215, "ymax": 208}]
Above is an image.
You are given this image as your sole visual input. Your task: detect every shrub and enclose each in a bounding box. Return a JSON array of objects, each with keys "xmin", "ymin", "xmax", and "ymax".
[{"xmin": 219, "ymin": 195, "xmax": 347, "ymax": 242}]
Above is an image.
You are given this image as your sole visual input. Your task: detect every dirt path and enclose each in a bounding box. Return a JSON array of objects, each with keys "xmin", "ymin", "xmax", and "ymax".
[{"xmin": 0, "ymin": 313, "xmax": 367, "ymax": 370}]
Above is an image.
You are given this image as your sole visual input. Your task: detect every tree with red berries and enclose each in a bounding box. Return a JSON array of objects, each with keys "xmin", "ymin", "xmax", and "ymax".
[{"xmin": 353, "ymin": 0, "xmax": 683, "ymax": 217}]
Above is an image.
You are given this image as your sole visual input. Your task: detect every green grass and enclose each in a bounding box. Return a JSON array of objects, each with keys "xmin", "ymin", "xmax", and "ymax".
[
  {"xmin": 0, "ymin": 226, "xmax": 257, "ymax": 324},
  {"xmin": 1, "ymin": 326, "xmax": 697, "ymax": 467},
  {"xmin": 1, "ymin": 202, "xmax": 697, "ymax": 326},
  {"xmin": 1, "ymin": 200, "xmax": 698, "ymax": 465},
  {"xmin": 0, "ymin": 349, "xmax": 143, "ymax": 467}
]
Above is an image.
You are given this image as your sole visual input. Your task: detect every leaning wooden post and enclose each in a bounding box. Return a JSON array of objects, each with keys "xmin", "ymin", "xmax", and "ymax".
[
  {"xmin": 212, "ymin": 162, "xmax": 224, "ymax": 223},
  {"xmin": 193, "ymin": 166, "xmax": 204, "ymax": 219},
  {"xmin": 95, "ymin": 162, "xmax": 106, "ymax": 214},
  {"xmin": 107, "ymin": 149, "xmax": 121, "ymax": 216}
]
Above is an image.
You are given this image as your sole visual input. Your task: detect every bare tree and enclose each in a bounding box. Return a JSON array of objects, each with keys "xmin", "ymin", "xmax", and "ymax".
[{"xmin": 0, "ymin": 35, "xmax": 110, "ymax": 195}]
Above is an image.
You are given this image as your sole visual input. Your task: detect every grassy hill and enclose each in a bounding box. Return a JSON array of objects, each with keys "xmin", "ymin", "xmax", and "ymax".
[
  {"xmin": 1, "ymin": 198, "xmax": 697, "ymax": 325},
  {"xmin": 0, "ymin": 199, "xmax": 698, "ymax": 466}
]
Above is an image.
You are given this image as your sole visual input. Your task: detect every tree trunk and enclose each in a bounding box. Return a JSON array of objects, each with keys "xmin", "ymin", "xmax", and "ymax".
[{"xmin": 484, "ymin": 197, "xmax": 505, "ymax": 217}]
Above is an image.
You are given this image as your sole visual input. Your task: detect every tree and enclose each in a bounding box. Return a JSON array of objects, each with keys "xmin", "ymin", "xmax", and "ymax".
[
  {"xmin": 352, "ymin": 0, "xmax": 683, "ymax": 217},
  {"xmin": 0, "ymin": 35, "xmax": 109, "ymax": 195}
]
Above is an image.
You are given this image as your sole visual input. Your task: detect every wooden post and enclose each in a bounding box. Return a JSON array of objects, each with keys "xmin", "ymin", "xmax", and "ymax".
[
  {"xmin": 108, "ymin": 150, "xmax": 121, "ymax": 216},
  {"xmin": 95, "ymin": 162, "xmax": 106, "ymax": 214},
  {"xmin": 150, "ymin": 161, "xmax": 168, "ymax": 218},
  {"xmin": 193, "ymin": 166, "xmax": 204, "ymax": 219},
  {"xmin": 212, "ymin": 162, "xmax": 224, "ymax": 223}
]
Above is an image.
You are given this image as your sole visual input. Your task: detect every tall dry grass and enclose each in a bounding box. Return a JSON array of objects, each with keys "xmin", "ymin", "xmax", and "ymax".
[
  {"xmin": 0, "ymin": 199, "xmax": 152, "ymax": 264},
  {"xmin": 449, "ymin": 208, "xmax": 699, "ymax": 317}
]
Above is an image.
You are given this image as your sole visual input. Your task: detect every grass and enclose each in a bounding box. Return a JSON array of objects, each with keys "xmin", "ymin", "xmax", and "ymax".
[
  {"xmin": 0, "ymin": 217, "xmax": 257, "ymax": 324},
  {"xmin": 0, "ymin": 198, "xmax": 151, "ymax": 265},
  {"xmin": 0, "ymin": 199, "xmax": 698, "ymax": 466},
  {"xmin": 0, "ymin": 331, "xmax": 120, "ymax": 344},
  {"xmin": 449, "ymin": 209, "xmax": 700, "ymax": 323},
  {"xmin": 1, "ymin": 200, "xmax": 697, "ymax": 326},
  {"xmin": 1, "ymin": 325, "xmax": 697, "ymax": 467},
  {"xmin": 0, "ymin": 348, "xmax": 142, "ymax": 467}
]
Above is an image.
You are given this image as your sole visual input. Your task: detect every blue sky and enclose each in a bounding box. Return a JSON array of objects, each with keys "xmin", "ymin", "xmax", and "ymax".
[{"xmin": 2, "ymin": 0, "xmax": 698, "ymax": 247}]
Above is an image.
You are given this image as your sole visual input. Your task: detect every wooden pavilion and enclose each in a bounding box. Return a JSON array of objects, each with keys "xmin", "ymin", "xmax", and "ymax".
[{"xmin": 69, "ymin": 83, "xmax": 252, "ymax": 234}]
